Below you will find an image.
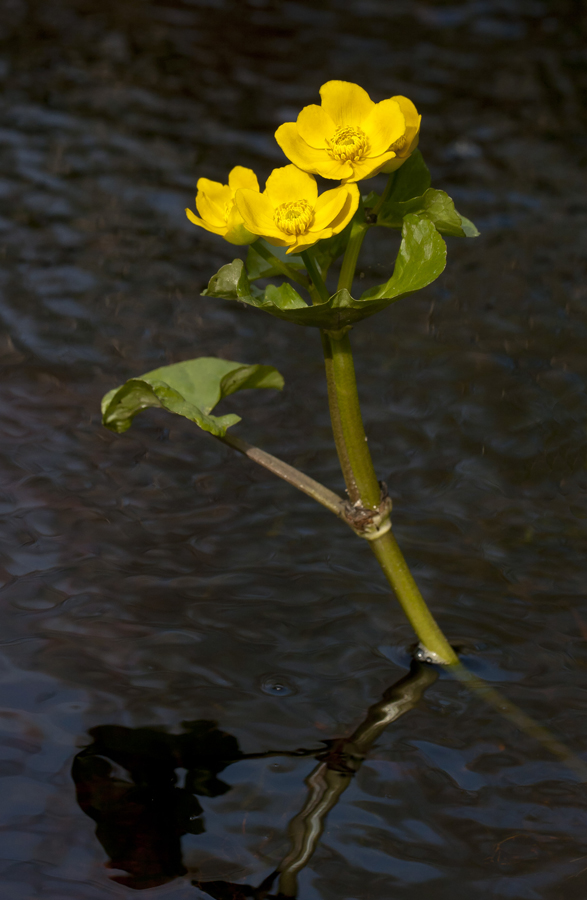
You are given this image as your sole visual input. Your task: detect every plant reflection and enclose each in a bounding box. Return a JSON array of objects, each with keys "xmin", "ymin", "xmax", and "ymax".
[{"xmin": 72, "ymin": 661, "xmax": 437, "ymax": 895}]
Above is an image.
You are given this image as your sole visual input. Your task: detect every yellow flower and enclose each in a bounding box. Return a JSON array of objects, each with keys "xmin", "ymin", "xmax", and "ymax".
[
  {"xmin": 275, "ymin": 81, "xmax": 420, "ymax": 183},
  {"xmin": 378, "ymin": 96, "xmax": 421, "ymax": 174},
  {"xmin": 235, "ymin": 164, "xmax": 359, "ymax": 255},
  {"xmin": 186, "ymin": 166, "xmax": 259, "ymax": 245}
]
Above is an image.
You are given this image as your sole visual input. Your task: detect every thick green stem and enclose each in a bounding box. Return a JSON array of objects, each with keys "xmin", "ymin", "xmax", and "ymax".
[
  {"xmin": 251, "ymin": 241, "xmax": 309, "ymax": 289},
  {"xmin": 337, "ymin": 219, "xmax": 369, "ymax": 292},
  {"xmin": 320, "ymin": 331, "xmax": 360, "ymax": 504},
  {"xmin": 328, "ymin": 333, "xmax": 381, "ymax": 510},
  {"xmin": 370, "ymin": 531, "xmax": 458, "ymax": 665}
]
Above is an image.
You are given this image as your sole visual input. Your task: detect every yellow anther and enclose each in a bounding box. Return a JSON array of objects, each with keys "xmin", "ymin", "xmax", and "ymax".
[
  {"xmin": 326, "ymin": 126, "xmax": 369, "ymax": 162},
  {"xmin": 389, "ymin": 134, "xmax": 408, "ymax": 153},
  {"xmin": 273, "ymin": 199, "xmax": 314, "ymax": 235}
]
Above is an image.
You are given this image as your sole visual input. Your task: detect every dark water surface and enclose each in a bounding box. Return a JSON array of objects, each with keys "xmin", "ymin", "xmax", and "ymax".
[{"xmin": 1, "ymin": 0, "xmax": 587, "ymax": 897}]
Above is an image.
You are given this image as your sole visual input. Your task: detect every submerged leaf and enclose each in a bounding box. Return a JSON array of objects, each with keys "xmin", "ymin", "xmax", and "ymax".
[{"xmin": 102, "ymin": 357, "xmax": 283, "ymax": 436}]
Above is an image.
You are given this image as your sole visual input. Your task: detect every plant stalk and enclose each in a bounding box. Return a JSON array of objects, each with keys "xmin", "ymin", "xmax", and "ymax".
[
  {"xmin": 337, "ymin": 217, "xmax": 369, "ymax": 293},
  {"xmin": 300, "ymin": 250, "xmax": 330, "ymax": 304},
  {"xmin": 251, "ymin": 241, "xmax": 309, "ymax": 289},
  {"xmin": 370, "ymin": 531, "xmax": 458, "ymax": 665},
  {"xmin": 320, "ymin": 331, "xmax": 360, "ymax": 504},
  {"xmin": 216, "ymin": 431, "xmax": 346, "ymax": 520},
  {"xmin": 328, "ymin": 332, "xmax": 381, "ymax": 510}
]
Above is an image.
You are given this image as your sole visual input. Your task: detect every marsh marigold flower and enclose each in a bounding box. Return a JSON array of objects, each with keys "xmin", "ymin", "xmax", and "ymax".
[
  {"xmin": 235, "ymin": 164, "xmax": 359, "ymax": 255},
  {"xmin": 186, "ymin": 166, "xmax": 259, "ymax": 245},
  {"xmin": 275, "ymin": 81, "xmax": 421, "ymax": 183}
]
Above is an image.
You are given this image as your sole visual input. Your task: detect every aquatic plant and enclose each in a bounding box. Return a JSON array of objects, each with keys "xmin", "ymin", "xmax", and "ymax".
[{"xmin": 101, "ymin": 80, "xmax": 585, "ymax": 779}]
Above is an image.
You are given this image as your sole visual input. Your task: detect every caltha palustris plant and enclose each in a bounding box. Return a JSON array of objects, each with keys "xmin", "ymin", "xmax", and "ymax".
[{"xmin": 101, "ymin": 81, "xmax": 586, "ymax": 778}]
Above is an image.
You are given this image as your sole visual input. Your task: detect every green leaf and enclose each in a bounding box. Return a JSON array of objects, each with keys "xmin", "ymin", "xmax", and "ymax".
[
  {"xmin": 264, "ymin": 282, "xmax": 308, "ymax": 309},
  {"xmin": 360, "ymin": 215, "xmax": 446, "ymax": 302},
  {"xmin": 378, "ymin": 188, "xmax": 479, "ymax": 238},
  {"xmin": 245, "ymin": 240, "xmax": 304, "ymax": 281},
  {"xmin": 200, "ymin": 217, "xmax": 446, "ymax": 332},
  {"xmin": 388, "ymin": 150, "xmax": 431, "ymax": 202},
  {"xmin": 101, "ymin": 357, "xmax": 284, "ymax": 436}
]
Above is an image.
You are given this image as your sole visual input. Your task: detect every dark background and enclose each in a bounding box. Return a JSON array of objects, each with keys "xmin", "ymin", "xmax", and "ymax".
[{"xmin": 1, "ymin": 1, "xmax": 587, "ymax": 898}]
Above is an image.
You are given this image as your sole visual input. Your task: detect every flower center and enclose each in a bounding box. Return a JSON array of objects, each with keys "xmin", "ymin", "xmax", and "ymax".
[
  {"xmin": 273, "ymin": 199, "xmax": 314, "ymax": 235},
  {"xmin": 389, "ymin": 135, "xmax": 408, "ymax": 154},
  {"xmin": 326, "ymin": 126, "xmax": 369, "ymax": 162}
]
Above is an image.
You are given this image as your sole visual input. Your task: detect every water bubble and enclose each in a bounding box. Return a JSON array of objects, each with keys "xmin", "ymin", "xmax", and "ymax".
[{"xmin": 260, "ymin": 674, "xmax": 296, "ymax": 697}]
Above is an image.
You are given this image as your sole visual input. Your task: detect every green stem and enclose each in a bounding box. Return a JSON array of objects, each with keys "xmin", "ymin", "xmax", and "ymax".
[
  {"xmin": 300, "ymin": 250, "xmax": 330, "ymax": 304},
  {"xmin": 371, "ymin": 170, "xmax": 397, "ymax": 217},
  {"xmin": 251, "ymin": 241, "xmax": 309, "ymax": 289},
  {"xmin": 337, "ymin": 218, "xmax": 369, "ymax": 292},
  {"xmin": 320, "ymin": 331, "xmax": 360, "ymax": 504},
  {"xmin": 370, "ymin": 531, "xmax": 458, "ymax": 665},
  {"xmin": 328, "ymin": 332, "xmax": 381, "ymax": 510}
]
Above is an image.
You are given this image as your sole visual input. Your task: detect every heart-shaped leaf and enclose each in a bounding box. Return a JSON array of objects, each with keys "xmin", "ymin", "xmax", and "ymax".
[
  {"xmin": 102, "ymin": 357, "xmax": 284, "ymax": 436},
  {"xmin": 202, "ymin": 216, "xmax": 446, "ymax": 333},
  {"xmin": 377, "ymin": 188, "xmax": 479, "ymax": 238}
]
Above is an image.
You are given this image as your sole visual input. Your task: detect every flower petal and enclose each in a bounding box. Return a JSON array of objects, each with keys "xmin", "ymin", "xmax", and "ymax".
[
  {"xmin": 186, "ymin": 208, "xmax": 225, "ymax": 236},
  {"xmin": 228, "ymin": 166, "xmax": 260, "ymax": 193},
  {"xmin": 313, "ymin": 157, "xmax": 354, "ymax": 180},
  {"xmin": 362, "ymin": 98, "xmax": 405, "ymax": 156},
  {"xmin": 235, "ymin": 189, "xmax": 283, "ymax": 239},
  {"xmin": 328, "ymin": 184, "xmax": 360, "ymax": 234},
  {"xmin": 288, "ymin": 229, "xmax": 333, "ymax": 254},
  {"xmin": 296, "ymin": 104, "xmax": 336, "ymax": 149},
  {"xmin": 224, "ymin": 206, "xmax": 258, "ymax": 245},
  {"xmin": 391, "ymin": 96, "xmax": 421, "ymax": 157},
  {"xmin": 319, "ymin": 80, "xmax": 375, "ymax": 126},
  {"xmin": 310, "ymin": 186, "xmax": 348, "ymax": 232},
  {"xmin": 275, "ymin": 123, "xmax": 330, "ymax": 174},
  {"xmin": 265, "ymin": 165, "xmax": 318, "ymax": 207},
  {"xmin": 346, "ymin": 151, "xmax": 397, "ymax": 182},
  {"xmin": 196, "ymin": 179, "xmax": 232, "ymax": 226},
  {"xmin": 265, "ymin": 235, "xmax": 293, "ymax": 247}
]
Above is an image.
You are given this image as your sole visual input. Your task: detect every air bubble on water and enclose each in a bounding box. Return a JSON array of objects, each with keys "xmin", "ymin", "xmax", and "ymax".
[{"xmin": 260, "ymin": 674, "xmax": 296, "ymax": 696}]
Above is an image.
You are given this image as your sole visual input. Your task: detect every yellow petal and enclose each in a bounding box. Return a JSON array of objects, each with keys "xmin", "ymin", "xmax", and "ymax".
[
  {"xmin": 185, "ymin": 208, "xmax": 226, "ymax": 236},
  {"xmin": 319, "ymin": 80, "xmax": 375, "ymax": 126},
  {"xmin": 311, "ymin": 187, "xmax": 348, "ymax": 232},
  {"xmin": 391, "ymin": 96, "xmax": 421, "ymax": 157},
  {"xmin": 228, "ymin": 166, "xmax": 260, "ymax": 193},
  {"xmin": 362, "ymin": 98, "xmax": 405, "ymax": 157},
  {"xmin": 346, "ymin": 152, "xmax": 397, "ymax": 182},
  {"xmin": 328, "ymin": 184, "xmax": 360, "ymax": 235},
  {"xmin": 379, "ymin": 154, "xmax": 409, "ymax": 175},
  {"xmin": 196, "ymin": 179, "xmax": 231, "ymax": 226},
  {"xmin": 288, "ymin": 229, "xmax": 333, "ymax": 254},
  {"xmin": 235, "ymin": 188, "xmax": 283, "ymax": 239},
  {"xmin": 296, "ymin": 104, "xmax": 336, "ymax": 149},
  {"xmin": 391, "ymin": 95, "xmax": 420, "ymax": 130},
  {"xmin": 265, "ymin": 235, "xmax": 293, "ymax": 248},
  {"xmin": 275, "ymin": 123, "xmax": 329, "ymax": 174},
  {"xmin": 313, "ymin": 157, "xmax": 354, "ymax": 180},
  {"xmin": 265, "ymin": 164, "xmax": 318, "ymax": 207},
  {"xmin": 224, "ymin": 205, "xmax": 258, "ymax": 245}
]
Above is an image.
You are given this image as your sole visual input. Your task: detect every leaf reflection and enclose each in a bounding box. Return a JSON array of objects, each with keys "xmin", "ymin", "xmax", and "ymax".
[{"xmin": 72, "ymin": 662, "xmax": 437, "ymax": 895}]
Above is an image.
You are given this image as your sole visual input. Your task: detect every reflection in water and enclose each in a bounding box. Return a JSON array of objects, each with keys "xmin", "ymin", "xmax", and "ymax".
[{"xmin": 73, "ymin": 662, "xmax": 436, "ymax": 895}]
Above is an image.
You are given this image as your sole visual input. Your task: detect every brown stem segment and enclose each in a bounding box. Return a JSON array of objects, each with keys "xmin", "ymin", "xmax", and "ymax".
[{"xmin": 216, "ymin": 431, "xmax": 347, "ymax": 521}]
